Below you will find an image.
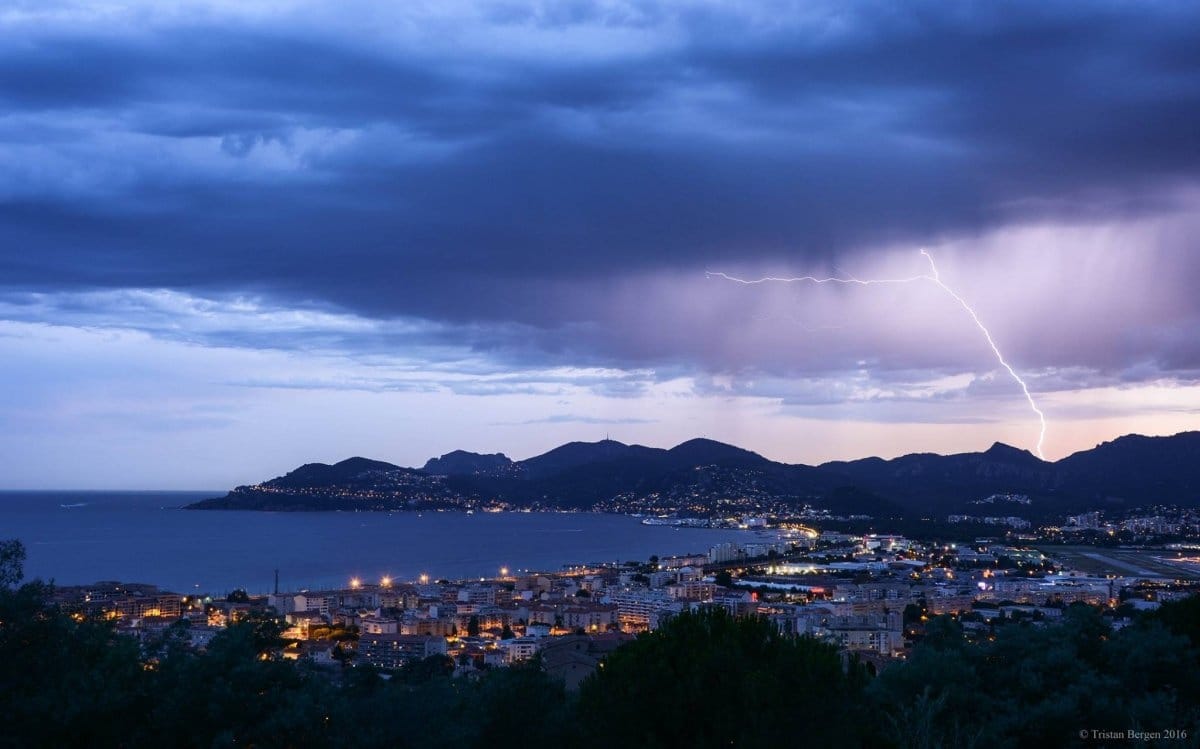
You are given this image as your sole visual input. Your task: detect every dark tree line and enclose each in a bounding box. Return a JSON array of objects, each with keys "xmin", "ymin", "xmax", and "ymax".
[
  {"xmin": 869, "ymin": 604, "xmax": 1200, "ymax": 749},
  {"xmin": 2, "ymin": 539, "xmax": 1198, "ymax": 748}
]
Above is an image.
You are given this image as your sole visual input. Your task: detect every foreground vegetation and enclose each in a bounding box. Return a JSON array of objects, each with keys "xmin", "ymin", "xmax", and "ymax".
[{"xmin": 1, "ymin": 542, "xmax": 1198, "ymax": 748}]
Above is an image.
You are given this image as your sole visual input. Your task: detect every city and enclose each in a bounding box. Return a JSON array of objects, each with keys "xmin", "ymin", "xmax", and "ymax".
[
  {"xmin": 40, "ymin": 503, "xmax": 1200, "ymax": 674},
  {"xmin": 4, "ymin": 0, "xmax": 1200, "ymax": 746},
  {"xmin": 6, "ymin": 502, "xmax": 1199, "ymax": 746}
]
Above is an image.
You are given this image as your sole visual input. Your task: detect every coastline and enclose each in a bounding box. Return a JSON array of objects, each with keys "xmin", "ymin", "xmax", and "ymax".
[{"xmin": 0, "ymin": 493, "xmax": 762, "ymax": 595}]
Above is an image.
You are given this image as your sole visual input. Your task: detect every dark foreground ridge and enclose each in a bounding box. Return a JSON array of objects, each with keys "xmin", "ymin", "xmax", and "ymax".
[{"xmin": 184, "ymin": 432, "xmax": 1200, "ymax": 519}]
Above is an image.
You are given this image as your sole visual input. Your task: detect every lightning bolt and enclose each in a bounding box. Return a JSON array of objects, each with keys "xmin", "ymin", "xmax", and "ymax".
[{"xmin": 707, "ymin": 249, "xmax": 1048, "ymax": 459}]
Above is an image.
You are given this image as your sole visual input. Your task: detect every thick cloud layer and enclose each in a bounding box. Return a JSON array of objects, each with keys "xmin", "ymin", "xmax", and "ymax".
[{"xmin": 3, "ymin": 3, "xmax": 1198, "ymax": 312}]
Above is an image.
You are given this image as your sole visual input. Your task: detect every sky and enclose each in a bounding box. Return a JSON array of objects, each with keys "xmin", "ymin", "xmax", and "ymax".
[{"xmin": 2, "ymin": 0, "xmax": 1199, "ymax": 489}]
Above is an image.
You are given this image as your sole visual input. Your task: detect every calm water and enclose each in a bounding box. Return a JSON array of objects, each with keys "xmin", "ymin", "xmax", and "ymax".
[{"xmin": 0, "ymin": 491, "xmax": 754, "ymax": 594}]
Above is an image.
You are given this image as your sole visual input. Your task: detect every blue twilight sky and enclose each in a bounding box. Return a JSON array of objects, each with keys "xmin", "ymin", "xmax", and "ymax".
[{"xmin": 2, "ymin": 0, "xmax": 1199, "ymax": 488}]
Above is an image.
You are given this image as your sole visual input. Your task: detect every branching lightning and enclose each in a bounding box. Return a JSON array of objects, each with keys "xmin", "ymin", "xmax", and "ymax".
[{"xmin": 707, "ymin": 250, "xmax": 1048, "ymax": 459}]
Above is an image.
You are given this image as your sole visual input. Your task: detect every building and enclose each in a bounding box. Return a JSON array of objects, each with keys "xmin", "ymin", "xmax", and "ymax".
[
  {"xmin": 666, "ymin": 580, "xmax": 716, "ymax": 601},
  {"xmin": 560, "ymin": 603, "xmax": 619, "ymax": 631},
  {"xmin": 658, "ymin": 553, "xmax": 709, "ymax": 570},
  {"xmin": 708, "ymin": 543, "xmax": 744, "ymax": 564},
  {"xmin": 293, "ymin": 592, "xmax": 336, "ymax": 617},
  {"xmin": 501, "ymin": 636, "xmax": 541, "ymax": 663},
  {"xmin": 357, "ymin": 634, "xmax": 447, "ymax": 670},
  {"xmin": 111, "ymin": 594, "xmax": 182, "ymax": 621},
  {"xmin": 360, "ymin": 615, "xmax": 399, "ymax": 635},
  {"xmin": 458, "ymin": 585, "xmax": 498, "ymax": 606},
  {"xmin": 283, "ymin": 610, "xmax": 327, "ymax": 639},
  {"xmin": 605, "ymin": 590, "xmax": 683, "ymax": 631},
  {"xmin": 795, "ymin": 611, "xmax": 904, "ymax": 656}
]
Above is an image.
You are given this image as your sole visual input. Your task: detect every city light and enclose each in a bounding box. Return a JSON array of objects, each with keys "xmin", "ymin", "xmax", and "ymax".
[
  {"xmin": 349, "ymin": 577, "xmax": 361, "ymax": 589},
  {"xmin": 380, "ymin": 576, "xmax": 392, "ymax": 588}
]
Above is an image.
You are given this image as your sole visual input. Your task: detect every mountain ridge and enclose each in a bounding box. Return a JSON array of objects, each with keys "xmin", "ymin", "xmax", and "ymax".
[{"xmin": 186, "ymin": 431, "xmax": 1200, "ymax": 518}]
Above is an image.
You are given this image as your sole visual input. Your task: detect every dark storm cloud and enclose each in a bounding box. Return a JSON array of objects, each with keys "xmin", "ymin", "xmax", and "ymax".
[{"xmin": 1, "ymin": 0, "xmax": 1199, "ymax": 377}]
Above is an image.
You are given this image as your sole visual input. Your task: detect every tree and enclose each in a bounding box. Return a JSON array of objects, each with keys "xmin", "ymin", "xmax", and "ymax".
[
  {"xmin": 472, "ymin": 657, "xmax": 577, "ymax": 746},
  {"xmin": 1148, "ymin": 594, "xmax": 1200, "ymax": 648},
  {"xmin": 467, "ymin": 615, "xmax": 481, "ymax": 637},
  {"xmin": 713, "ymin": 570, "xmax": 733, "ymax": 588},
  {"xmin": 578, "ymin": 608, "xmax": 869, "ymax": 748},
  {"xmin": 868, "ymin": 604, "xmax": 1200, "ymax": 748},
  {"xmin": 331, "ymin": 642, "xmax": 352, "ymax": 665},
  {"xmin": 0, "ymin": 578, "xmax": 149, "ymax": 747},
  {"xmin": 0, "ymin": 538, "xmax": 24, "ymax": 589},
  {"xmin": 397, "ymin": 654, "xmax": 454, "ymax": 684}
]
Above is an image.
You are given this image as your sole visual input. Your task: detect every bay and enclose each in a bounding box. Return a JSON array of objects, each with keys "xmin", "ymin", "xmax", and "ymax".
[{"xmin": 0, "ymin": 491, "xmax": 757, "ymax": 594}]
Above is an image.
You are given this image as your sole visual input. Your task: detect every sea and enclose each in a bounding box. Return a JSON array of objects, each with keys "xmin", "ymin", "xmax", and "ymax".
[{"xmin": 0, "ymin": 491, "xmax": 758, "ymax": 595}]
